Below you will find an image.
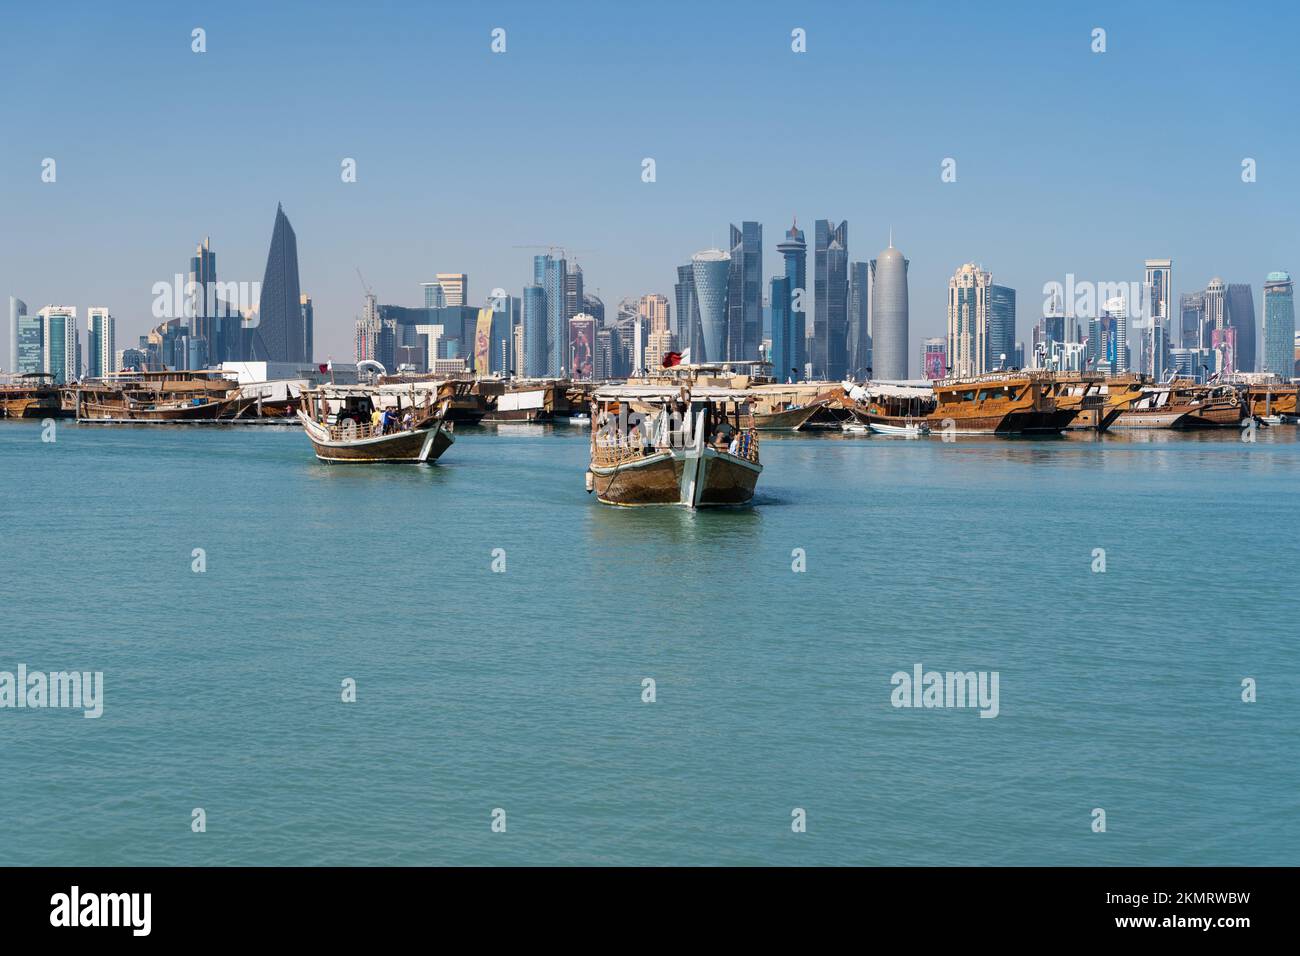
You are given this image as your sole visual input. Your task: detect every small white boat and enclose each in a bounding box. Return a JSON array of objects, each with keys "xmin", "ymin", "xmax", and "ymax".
[
  {"xmin": 567, "ymin": 414, "xmax": 592, "ymax": 426},
  {"xmin": 841, "ymin": 422, "xmax": 870, "ymax": 435},
  {"xmin": 1259, "ymin": 414, "xmax": 1283, "ymax": 426},
  {"xmin": 868, "ymin": 420, "xmax": 930, "ymax": 437}
]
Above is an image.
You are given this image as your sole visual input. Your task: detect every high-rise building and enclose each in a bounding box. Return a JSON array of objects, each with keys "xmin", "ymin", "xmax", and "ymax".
[
  {"xmin": 769, "ymin": 275, "xmax": 794, "ymax": 382},
  {"xmin": 568, "ymin": 313, "xmax": 596, "ymax": 381},
  {"xmin": 691, "ymin": 249, "xmax": 730, "ymax": 364},
  {"xmin": 435, "ymin": 273, "xmax": 468, "ymax": 307},
  {"xmin": 582, "ymin": 293, "xmax": 605, "ymax": 327},
  {"xmin": 1180, "ymin": 292, "xmax": 1206, "ymax": 349},
  {"xmin": 870, "ymin": 238, "xmax": 910, "ymax": 380},
  {"xmin": 813, "ymin": 219, "xmax": 848, "ymax": 379},
  {"xmin": 644, "ymin": 327, "xmax": 676, "ymax": 374},
  {"xmin": 674, "ymin": 264, "xmax": 700, "ymax": 355},
  {"xmin": 921, "ymin": 338, "xmax": 947, "ymax": 379},
  {"xmin": 638, "ymin": 293, "xmax": 670, "ymax": 334},
  {"xmin": 421, "ymin": 282, "xmax": 447, "ymax": 309},
  {"xmin": 38, "ymin": 306, "xmax": 78, "ymax": 383},
  {"xmin": 1144, "ymin": 258, "xmax": 1173, "ymax": 368},
  {"xmin": 848, "ymin": 261, "xmax": 871, "ymax": 378},
  {"xmin": 1205, "ymin": 278, "xmax": 1227, "ymax": 350},
  {"xmin": 564, "ymin": 265, "xmax": 584, "ymax": 329},
  {"xmin": 8, "ymin": 297, "xmax": 26, "ymax": 372},
  {"xmin": 254, "ymin": 203, "xmax": 305, "ymax": 362},
  {"xmin": 1262, "ymin": 272, "xmax": 1295, "ymax": 379},
  {"xmin": 16, "ymin": 303, "xmax": 41, "ymax": 375},
  {"xmin": 947, "ymin": 264, "xmax": 992, "ymax": 377},
  {"xmin": 86, "ymin": 308, "xmax": 115, "ymax": 378},
  {"xmin": 1226, "ymin": 283, "xmax": 1257, "ymax": 373},
  {"xmin": 523, "ymin": 284, "xmax": 547, "ymax": 377},
  {"xmin": 539, "ymin": 255, "xmax": 568, "ymax": 375},
  {"xmin": 727, "ymin": 222, "xmax": 762, "ymax": 360},
  {"xmin": 776, "ymin": 219, "xmax": 808, "ymax": 378},
  {"xmin": 1103, "ymin": 296, "xmax": 1129, "ymax": 373},
  {"xmin": 988, "ymin": 284, "xmax": 1016, "ymax": 371}
]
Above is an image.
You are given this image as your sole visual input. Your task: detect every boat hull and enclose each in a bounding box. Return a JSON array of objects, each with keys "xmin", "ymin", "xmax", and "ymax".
[
  {"xmin": 752, "ymin": 402, "xmax": 823, "ymax": 431},
  {"xmin": 299, "ymin": 413, "xmax": 454, "ymax": 463},
  {"xmin": 927, "ymin": 408, "xmax": 1076, "ymax": 435},
  {"xmin": 591, "ymin": 447, "xmax": 760, "ymax": 507}
]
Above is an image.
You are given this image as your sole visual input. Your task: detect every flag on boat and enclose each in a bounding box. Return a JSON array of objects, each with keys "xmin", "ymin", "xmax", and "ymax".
[{"xmin": 662, "ymin": 351, "xmax": 682, "ymax": 368}]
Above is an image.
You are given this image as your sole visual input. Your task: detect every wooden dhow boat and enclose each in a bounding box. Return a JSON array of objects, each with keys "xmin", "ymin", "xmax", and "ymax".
[
  {"xmin": 297, "ymin": 384, "xmax": 454, "ymax": 463},
  {"xmin": 1246, "ymin": 383, "xmax": 1297, "ymax": 423},
  {"xmin": 926, "ymin": 371, "xmax": 1076, "ymax": 435},
  {"xmin": 844, "ymin": 381, "xmax": 937, "ymax": 434},
  {"xmin": 585, "ymin": 385, "xmax": 762, "ymax": 507},
  {"xmin": 1111, "ymin": 381, "xmax": 1245, "ymax": 429},
  {"xmin": 74, "ymin": 370, "xmax": 242, "ymax": 422},
  {"xmin": 1046, "ymin": 373, "xmax": 1142, "ymax": 432},
  {"xmin": 0, "ymin": 373, "xmax": 63, "ymax": 419}
]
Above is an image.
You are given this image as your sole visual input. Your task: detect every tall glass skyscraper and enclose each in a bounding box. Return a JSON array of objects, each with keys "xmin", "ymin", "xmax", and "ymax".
[
  {"xmin": 16, "ymin": 305, "xmax": 41, "ymax": 375},
  {"xmin": 39, "ymin": 306, "xmax": 78, "ymax": 384},
  {"xmin": 1226, "ymin": 283, "xmax": 1257, "ymax": 372},
  {"xmin": 523, "ymin": 284, "xmax": 547, "ymax": 378},
  {"xmin": 848, "ymin": 261, "xmax": 871, "ymax": 378},
  {"xmin": 989, "ymin": 285, "xmax": 1017, "ymax": 371},
  {"xmin": 947, "ymin": 264, "xmax": 991, "ymax": 377},
  {"xmin": 254, "ymin": 203, "xmax": 304, "ymax": 362},
  {"xmin": 769, "ymin": 275, "xmax": 793, "ymax": 382},
  {"xmin": 543, "ymin": 256, "xmax": 567, "ymax": 376},
  {"xmin": 1262, "ymin": 272, "xmax": 1295, "ymax": 379},
  {"xmin": 727, "ymin": 222, "xmax": 762, "ymax": 361},
  {"xmin": 87, "ymin": 308, "xmax": 114, "ymax": 378},
  {"xmin": 813, "ymin": 220, "xmax": 848, "ymax": 380},
  {"xmin": 870, "ymin": 240, "xmax": 910, "ymax": 380},
  {"xmin": 674, "ymin": 263, "xmax": 700, "ymax": 355},
  {"xmin": 8, "ymin": 296, "xmax": 26, "ymax": 372},
  {"xmin": 691, "ymin": 249, "xmax": 730, "ymax": 364},
  {"xmin": 776, "ymin": 219, "xmax": 807, "ymax": 378}
]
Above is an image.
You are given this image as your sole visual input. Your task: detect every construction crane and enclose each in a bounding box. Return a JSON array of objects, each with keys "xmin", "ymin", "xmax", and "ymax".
[{"xmin": 355, "ymin": 267, "xmax": 373, "ymax": 297}]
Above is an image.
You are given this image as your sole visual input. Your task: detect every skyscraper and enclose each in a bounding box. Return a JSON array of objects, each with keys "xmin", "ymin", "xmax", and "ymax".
[
  {"xmin": 39, "ymin": 306, "xmax": 78, "ymax": 383},
  {"xmin": 674, "ymin": 263, "xmax": 699, "ymax": 351},
  {"xmin": 523, "ymin": 284, "xmax": 547, "ymax": 377},
  {"xmin": 16, "ymin": 304, "xmax": 41, "ymax": 375},
  {"xmin": 564, "ymin": 264, "xmax": 584, "ymax": 329},
  {"xmin": 254, "ymin": 203, "xmax": 304, "ymax": 362},
  {"xmin": 300, "ymin": 294, "xmax": 314, "ymax": 362},
  {"xmin": 638, "ymin": 293, "xmax": 670, "ymax": 333},
  {"xmin": 543, "ymin": 256, "xmax": 568, "ymax": 375},
  {"xmin": 776, "ymin": 219, "xmax": 807, "ymax": 378},
  {"xmin": 1226, "ymin": 283, "xmax": 1257, "ymax": 372},
  {"xmin": 1262, "ymin": 272, "xmax": 1294, "ymax": 379},
  {"xmin": 813, "ymin": 219, "xmax": 848, "ymax": 379},
  {"xmin": 1103, "ymin": 296, "xmax": 1129, "ymax": 373},
  {"xmin": 435, "ymin": 273, "xmax": 468, "ymax": 307},
  {"xmin": 989, "ymin": 284, "xmax": 1017, "ymax": 370},
  {"xmin": 86, "ymin": 308, "xmax": 115, "ymax": 378},
  {"xmin": 870, "ymin": 238, "xmax": 910, "ymax": 380},
  {"xmin": 921, "ymin": 338, "xmax": 947, "ymax": 380},
  {"xmin": 8, "ymin": 297, "xmax": 26, "ymax": 372},
  {"xmin": 1145, "ymin": 259, "xmax": 1173, "ymax": 367},
  {"xmin": 421, "ymin": 282, "xmax": 447, "ymax": 309},
  {"xmin": 1180, "ymin": 292, "xmax": 1206, "ymax": 348},
  {"xmin": 848, "ymin": 261, "xmax": 871, "ymax": 378},
  {"xmin": 769, "ymin": 275, "xmax": 794, "ymax": 382},
  {"xmin": 691, "ymin": 249, "xmax": 730, "ymax": 364},
  {"xmin": 1205, "ymin": 278, "xmax": 1226, "ymax": 351},
  {"xmin": 947, "ymin": 263, "xmax": 992, "ymax": 377},
  {"xmin": 727, "ymin": 222, "xmax": 762, "ymax": 360}
]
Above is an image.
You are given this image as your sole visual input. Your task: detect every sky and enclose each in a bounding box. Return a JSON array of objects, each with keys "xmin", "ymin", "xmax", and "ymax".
[{"xmin": 2, "ymin": 0, "xmax": 1298, "ymax": 369}]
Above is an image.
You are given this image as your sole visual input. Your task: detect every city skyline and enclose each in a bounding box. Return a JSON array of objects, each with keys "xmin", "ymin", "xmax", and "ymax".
[{"xmin": 2, "ymin": 2, "xmax": 1298, "ymax": 369}]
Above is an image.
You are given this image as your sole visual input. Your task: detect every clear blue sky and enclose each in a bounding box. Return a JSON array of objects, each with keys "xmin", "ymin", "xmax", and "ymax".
[{"xmin": 2, "ymin": 0, "xmax": 1297, "ymax": 366}]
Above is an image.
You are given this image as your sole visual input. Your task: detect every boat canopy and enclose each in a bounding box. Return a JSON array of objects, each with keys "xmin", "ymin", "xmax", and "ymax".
[{"xmin": 594, "ymin": 385, "xmax": 755, "ymax": 402}]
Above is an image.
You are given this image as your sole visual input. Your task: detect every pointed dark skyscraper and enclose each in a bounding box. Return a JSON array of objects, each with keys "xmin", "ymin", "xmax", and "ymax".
[{"xmin": 253, "ymin": 203, "xmax": 304, "ymax": 362}]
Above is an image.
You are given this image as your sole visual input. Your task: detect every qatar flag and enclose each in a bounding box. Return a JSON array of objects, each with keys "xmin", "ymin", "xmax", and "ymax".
[{"xmin": 661, "ymin": 351, "xmax": 683, "ymax": 368}]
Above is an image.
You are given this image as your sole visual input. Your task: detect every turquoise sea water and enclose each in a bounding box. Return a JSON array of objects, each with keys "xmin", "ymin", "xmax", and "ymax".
[{"xmin": 1, "ymin": 420, "xmax": 1297, "ymax": 866}]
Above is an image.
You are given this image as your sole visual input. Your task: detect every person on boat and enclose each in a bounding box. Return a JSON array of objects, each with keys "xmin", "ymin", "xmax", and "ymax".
[
  {"xmin": 402, "ymin": 410, "xmax": 414, "ymax": 431},
  {"xmin": 727, "ymin": 432, "xmax": 741, "ymax": 456}
]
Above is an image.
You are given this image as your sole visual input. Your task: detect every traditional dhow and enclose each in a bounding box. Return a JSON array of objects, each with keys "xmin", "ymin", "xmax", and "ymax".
[
  {"xmin": 844, "ymin": 381, "xmax": 936, "ymax": 434},
  {"xmin": 1246, "ymin": 383, "xmax": 1298, "ymax": 423},
  {"xmin": 297, "ymin": 384, "xmax": 454, "ymax": 463},
  {"xmin": 73, "ymin": 371, "xmax": 242, "ymax": 422},
  {"xmin": 0, "ymin": 373, "xmax": 64, "ymax": 419},
  {"xmin": 586, "ymin": 385, "xmax": 762, "ymax": 507},
  {"xmin": 1111, "ymin": 382, "xmax": 1246, "ymax": 429},
  {"xmin": 926, "ymin": 371, "xmax": 1076, "ymax": 435}
]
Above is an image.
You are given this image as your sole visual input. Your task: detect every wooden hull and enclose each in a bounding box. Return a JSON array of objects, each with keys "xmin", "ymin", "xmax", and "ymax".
[
  {"xmin": 0, "ymin": 393, "xmax": 62, "ymax": 419},
  {"xmin": 752, "ymin": 402, "xmax": 823, "ymax": 431},
  {"xmin": 299, "ymin": 413, "xmax": 454, "ymax": 463},
  {"xmin": 1248, "ymin": 388, "xmax": 1297, "ymax": 418},
  {"xmin": 1113, "ymin": 401, "xmax": 1243, "ymax": 429},
  {"xmin": 927, "ymin": 408, "xmax": 1076, "ymax": 435},
  {"xmin": 590, "ymin": 447, "xmax": 761, "ymax": 507},
  {"xmin": 78, "ymin": 397, "xmax": 238, "ymax": 422},
  {"xmin": 1064, "ymin": 404, "xmax": 1126, "ymax": 432}
]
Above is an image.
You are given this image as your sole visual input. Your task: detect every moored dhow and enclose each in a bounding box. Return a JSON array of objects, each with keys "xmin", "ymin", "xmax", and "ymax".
[
  {"xmin": 0, "ymin": 373, "xmax": 64, "ymax": 419},
  {"xmin": 73, "ymin": 370, "xmax": 242, "ymax": 422},
  {"xmin": 926, "ymin": 371, "xmax": 1076, "ymax": 435},
  {"xmin": 586, "ymin": 385, "xmax": 762, "ymax": 507},
  {"xmin": 1110, "ymin": 381, "xmax": 1246, "ymax": 429},
  {"xmin": 297, "ymin": 384, "xmax": 454, "ymax": 463}
]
